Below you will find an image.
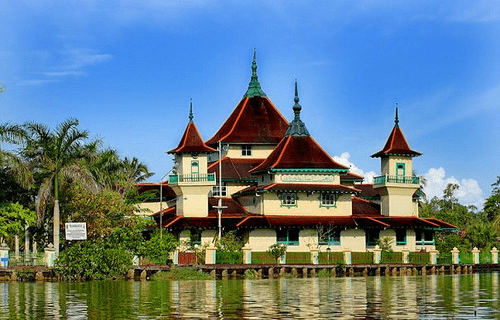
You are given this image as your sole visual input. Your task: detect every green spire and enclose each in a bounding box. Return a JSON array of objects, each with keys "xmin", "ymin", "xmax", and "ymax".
[
  {"xmin": 244, "ymin": 48, "xmax": 267, "ymax": 98},
  {"xmin": 285, "ymin": 80, "xmax": 310, "ymax": 137},
  {"xmin": 189, "ymin": 99, "xmax": 194, "ymax": 123}
]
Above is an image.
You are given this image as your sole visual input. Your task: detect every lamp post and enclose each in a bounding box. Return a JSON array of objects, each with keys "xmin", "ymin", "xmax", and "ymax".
[
  {"xmin": 213, "ymin": 141, "xmax": 227, "ymax": 239},
  {"xmin": 327, "ymin": 247, "xmax": 331, "ymax": 264}
]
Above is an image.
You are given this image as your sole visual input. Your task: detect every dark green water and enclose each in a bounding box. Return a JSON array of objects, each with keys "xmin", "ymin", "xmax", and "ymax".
[{"xmin": 1, "ymin": 273, "xmax": 500, "ymax": 319}]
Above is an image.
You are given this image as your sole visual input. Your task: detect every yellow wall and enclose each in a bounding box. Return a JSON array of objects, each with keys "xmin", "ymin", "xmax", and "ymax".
[
  {"xmin": 226, "ymin": 144, "xmax": 276, "ymax": 159},
  {"xmin": 257, "ymin": 192, "xmax": 352, "ymax": 216}
]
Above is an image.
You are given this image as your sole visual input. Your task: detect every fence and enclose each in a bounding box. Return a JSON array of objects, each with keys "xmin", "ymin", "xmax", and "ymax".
[
  {"xmin": 319, "ymin": 252, "xmax": 344, "ymax": 264},
  {"xmin": 286, "ymin": 252, "xmax": 311, "ymax": 264},
  {"xmin": 351, "ymin": 252, "xmax": 373, "ymax": 264},
  {"xmin": 8, "ymin": 252, "xmax": 45, "ymax": 267}
]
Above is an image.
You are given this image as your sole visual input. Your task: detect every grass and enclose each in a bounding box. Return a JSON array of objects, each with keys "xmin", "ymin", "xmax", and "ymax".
[{"xmin": 150, "ymin": 268, "xmax": 213, "ymax": 281}]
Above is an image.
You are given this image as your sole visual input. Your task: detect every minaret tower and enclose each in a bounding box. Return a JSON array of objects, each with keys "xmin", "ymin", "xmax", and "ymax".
[
  {"xmin": 371, "ymin": 107, "xmax": 422, "ymax": 216},
  {"xmin": 168, "ymin": 101, "xmax": 217, "ymax": 217}
]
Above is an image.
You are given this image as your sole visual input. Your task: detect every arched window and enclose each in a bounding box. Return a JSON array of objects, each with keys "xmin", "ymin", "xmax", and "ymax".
[
  {"xmin": 396, "ymin": 163, "xmax": 405, "ymax": 182},
  {"xmin": 191, "ymin": 160, "xmax": 199, "ymax": 177}
]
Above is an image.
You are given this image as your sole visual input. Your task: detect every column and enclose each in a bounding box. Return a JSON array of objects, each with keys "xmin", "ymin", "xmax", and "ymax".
[
  {"xmin": 0, "ymin": 242, "xmax": 9, "ymax": 268},
  {"xmin": 310, "ymin": 247, "xmax": 319, "ymax": 265},
  {"xmin": 373, "ymin": 245, "xmax": 382, "ymax": 264},
  {"xmin": 402, "ymin": 248, "xmax": 410, "ymax": 264},
  {"xmin": 491, "ymin": 247, "xmax": 498, "ymax": 264},
  {"xmin": 429, "ymin": 249, "xmax": 439, "ymax": 265},
  {"xmin": 44, "ymin": 244, "xmax": 55, "ymax": 267},
  {"xmin": 472, "ymin": 247, "xmax": 480, "ymax": 264},
  {"xmin": 451, "ymin": 247, "xmax": 460, "ymax": 264},
  {"xmin": 243, "ymin": 244, "xmax": 252, "ymax": 264},
  {"xmin": 205, "ymin": 245, "xmax": 217, "ymax": 265},
  {"xmin": 343, "ymin": 247, "xmax": 351, "ymax": 265}
]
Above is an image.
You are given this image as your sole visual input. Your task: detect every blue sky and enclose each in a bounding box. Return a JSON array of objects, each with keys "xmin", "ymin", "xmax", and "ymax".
[{"xmin": 1, "ymin": 1, "xmax": 499, "ymax": 209}]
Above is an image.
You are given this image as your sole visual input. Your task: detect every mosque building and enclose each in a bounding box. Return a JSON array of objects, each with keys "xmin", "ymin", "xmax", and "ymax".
[{"xmin": 138, "ymin": 51, "xmax": 455, "ymax": 254}]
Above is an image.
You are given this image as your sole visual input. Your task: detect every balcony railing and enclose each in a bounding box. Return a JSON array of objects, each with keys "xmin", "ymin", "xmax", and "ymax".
[
  {"xmin": 169, "ymin": 173, "xmax": 216, "ymax": 184},
  {"xmin": 373, "ymin": 175, "xmax": 420, "ymax": 185}
]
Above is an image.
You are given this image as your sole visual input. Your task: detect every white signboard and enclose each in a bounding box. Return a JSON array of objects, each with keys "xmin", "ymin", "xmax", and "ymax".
[{"xmin": 65, "ymin": 222, "xmax": 87, "ymax": 240}]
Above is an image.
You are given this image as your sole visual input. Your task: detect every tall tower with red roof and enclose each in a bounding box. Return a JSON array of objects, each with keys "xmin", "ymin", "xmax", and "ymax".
[
  {"xmin": 371, "ymin": 107, "xmax": 422, "ymax": 217},
  {"xmin": 168, "ymin": 102, "xmax": 217, "ymax": 217}
]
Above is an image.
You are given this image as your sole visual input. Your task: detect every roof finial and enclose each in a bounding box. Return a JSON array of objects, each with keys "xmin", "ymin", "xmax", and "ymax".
[
  {"xmin": 189, "ymin": 99, "xmax": 194, "ymax": 123},
  {"xmin": 293, "ymin": 79, "xmax": 302, "ymax": 116},
  {"xmin": 285, "ymin": 80, "xmax": 309, "ymax": 137},
  {"xmin": 244, "ymin": 48, "xmax": 267, "ymax": 98},
  {"xmin": 395, "ymin": 103, "xmax": 399, "ymax": 127}
]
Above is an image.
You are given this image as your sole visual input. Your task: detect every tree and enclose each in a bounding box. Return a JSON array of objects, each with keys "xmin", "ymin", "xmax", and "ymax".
[
  {"xmin": 267, "ymin": 243, "xmax": 287, "ymax": 264},
  {"xmin": 0, "ymin": 202, "xmax": 36, "ymax": 243},
  {"xmin": 22, "ymin": 119, "xmax": 98, "ymax": 256},
  {"xmin": 443, "ymin": 183, "xmax": 459, "ymax": 210}
]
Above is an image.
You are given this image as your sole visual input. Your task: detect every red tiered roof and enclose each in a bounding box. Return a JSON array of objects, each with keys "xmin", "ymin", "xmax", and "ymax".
[
  {"xmin": 168, "ymin": 121, "xmax": 217, "ymax": 154},
  {"xmin": 205, "ymin": 96, "xmax": 289, "ymax": 147},
  {"xmin": 208, "ymin": 157, "xmax": 264, "ymax": 181},
  {"xmin": 250, "ymin": 135, "xmax": 348, "ymax": 174},
  {"xmin": 371, "ymin": 109, "xmax": 421, "ymax": 158}
]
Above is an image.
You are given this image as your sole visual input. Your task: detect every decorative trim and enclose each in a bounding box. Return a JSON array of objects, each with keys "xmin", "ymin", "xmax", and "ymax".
[{"xmin": 271, "ymin": 168, "xmax": 348, "ymax": 173}]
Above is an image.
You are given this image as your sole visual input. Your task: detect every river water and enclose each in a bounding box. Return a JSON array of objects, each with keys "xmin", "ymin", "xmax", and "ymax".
[{"xmin": 1, "ymin": 272, "xmax": 500, "ymax": 319}]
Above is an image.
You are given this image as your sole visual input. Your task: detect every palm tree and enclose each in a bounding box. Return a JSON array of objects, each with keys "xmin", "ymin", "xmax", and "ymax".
[
  {"xmin": 22, "ymin": 119, "xmax": 98, "ymax": 256},
  {"xmin": 0, "ymin": 123, "xmax": 32, "ymax": 189}
]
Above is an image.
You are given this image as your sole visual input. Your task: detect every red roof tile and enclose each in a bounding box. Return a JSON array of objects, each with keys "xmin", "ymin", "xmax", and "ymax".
[
  {"xmin": 205, "ymin": 96, "xmax": 289, "ymax": 147},
  {"xmin": 371, "ymin": 125, "xmax": 421, "ymax": 158},
  {"xmin": 168, "ymin": 122, "xmax": 217, "ymax": 154},
  {"xmin": 207, "ymin": 197, "xmax": 251, "ymax": 217},
  {"xmin": 136, "ymin": 181, "xmax": 177, "ymax": 200},
  {"xmin": 352, "ymin": 197, "xmax": 381, "ymax": 216},
  {"xmin": 340, "ymin": 172, "xmax": 364, "ymax": 182},
  {"xmin": 250, "ymin": 135, "xmax": 348, "ymax": 174},
  {"xmin": 208, "ymin": 157, "xmax": 264, "ymax": 181}
]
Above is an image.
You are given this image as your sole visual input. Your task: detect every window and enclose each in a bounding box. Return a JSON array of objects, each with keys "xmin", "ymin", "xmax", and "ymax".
[
  {"xmin": 320, "ymin": 193, "xmax": 338, "ymax": 208},
  {"xmin": 318, "ymin": 228, "xmax": 341, "ymax": 246},
  {"xmin": 396, "ymin": 163, "xmax": 405, "ymax": 182},
  {"xmin": 280, "ymin": 192, "xmax": 297, "ymax": 207},
  {"xmin": 395, "ymin": 229, "xmax": 407, "ymax": 246},
  {"xmin": 190, "ymin": 229, "xmax": 202, "ymax": 245},
  {"xmin": 242, "ymin": 144, "xmax": 252, "ymax": 156},
  {"xmin": 276, "ymin": 229, "xmax": 299, "ymax": 246},
  {"xmin": 416, "ymin": 230, "xmax": 434, "ymax": 245},
  {"xmin": 212, "ymin": 183, "xmax": 227, "ymax": 197},
  {"xmin": 365, "ymin": 229, "xmax": 380, "ymax": 247},
  {"xmin": 191, "ymin": 160, "xmax": 199, "ymax": 176}
]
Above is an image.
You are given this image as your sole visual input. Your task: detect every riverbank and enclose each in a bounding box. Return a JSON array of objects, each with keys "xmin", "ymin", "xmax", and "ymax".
[{"xmin": 2, "ymin": 263, "xmax": 500, "ymax": 281}]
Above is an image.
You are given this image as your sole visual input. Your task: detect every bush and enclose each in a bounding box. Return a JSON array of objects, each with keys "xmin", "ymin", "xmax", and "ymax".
[
  {"xmin": 267, "ymin": 244, "xmax": 287, "ymax": 264},
  {"xmin": 142, "ymin": 230, "xmax": 178, "ymax": 265},
  {"xmin": 56, "ymin": 239, "xmax": 133, "ymax": 280}
]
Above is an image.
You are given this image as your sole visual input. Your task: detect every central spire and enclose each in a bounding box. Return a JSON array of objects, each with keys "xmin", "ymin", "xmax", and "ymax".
[
  {"xmin": 394, "ymin": 103, "xmax": 399, "ymax": 128},
  {"xmin": 189, "ymin": 99, "xmax": 194, "ymax": 123},
  {"xmin": 244, "ymin": 48, "xmax": 267, "ymax": 98},
  {"xmin": 285, "ymin": 80, "xmax": 310, "ymax": 137}
]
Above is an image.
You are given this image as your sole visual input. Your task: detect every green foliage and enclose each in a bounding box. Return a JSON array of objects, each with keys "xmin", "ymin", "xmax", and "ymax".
[
  {"xmin": 285, "ymin": 252, "xmax": 311, "ymax": 264},
  {"xmin": 150, "ymin": 268, "xmax": 213, "ymax": 280},
  {"xmin": 267, "ymin": 244, "xmax": 287, "ymax": 264},
  {"xmin": 215, "ymin": 232, "xmax": 244, "ymax": 264},
  {"xmin": 142, "ymin": 229, "xmax": 178, "ymax": 265},
  {"xmin": 376, "ymin": 236, "xmax": 393, "ymax": 252},
  {"xmin": 0, "ymin": 202, "xmax": 36, "ymax": 239},
  {"xmin": 251, "ymin": 251, "xmax": 275, "ymax": 264},
  {"xmin": 56, "ymin": 238, "xmax": 133, "ymax": 280}
]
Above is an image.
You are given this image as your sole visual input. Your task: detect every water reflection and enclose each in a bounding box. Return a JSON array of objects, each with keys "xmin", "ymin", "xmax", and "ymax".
[{"xmin": 1, "ymin": 273, "xmax": 500, "ymax": 319}]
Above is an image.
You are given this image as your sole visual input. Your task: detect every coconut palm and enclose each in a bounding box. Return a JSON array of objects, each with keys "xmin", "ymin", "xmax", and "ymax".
[
  {"xmin": 22, "ymin": 118, "xmax": 98, "ymax": 256},
  {"xmin": 0, "ymin": 123, "xmax": 32, "ymax": 189}
]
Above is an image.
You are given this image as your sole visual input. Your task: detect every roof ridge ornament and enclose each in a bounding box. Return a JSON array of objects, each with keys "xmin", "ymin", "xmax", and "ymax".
[
  {"xmin": 395, "ymin": 103, "xmax": 399, "ymax": 128},
  {"xmin": 244, "ymin": 48, "xmax": 267, "ymax": 98},
  {"xmin": 189, "ymin": 98, "xmax": 194, "ymax": 123},
  {"xmin": 285, "ymin": 80, "xmax": 310, "ymax": 137}
]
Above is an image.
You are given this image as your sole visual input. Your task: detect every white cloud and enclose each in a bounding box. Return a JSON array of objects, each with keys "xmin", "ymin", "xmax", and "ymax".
[
  {"xmin": 423, "ymin": 167, "xmax": 484, "ymax": 209},
  {"xmin": 333, "ymin": 152, "xmax": 376, "ymax": 184}
]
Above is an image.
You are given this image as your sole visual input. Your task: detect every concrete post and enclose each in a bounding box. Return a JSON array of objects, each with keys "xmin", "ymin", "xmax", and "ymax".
[
  {"xmin": 491, "ymin": 247, "xmax": 499, "ymax": 264},
  {"xmin": 372, "ymin": 245, "xmax": 382, "ymax": 264},
  {"xmin": 0, "ymin": 242, "xmax": 10, "ymax": 268},
  {"xmin": 32, "ymin": 241, "xmax": 38, "ymax": 265},
  {"xmin": 25, "ymin": 226, "xmax": 30, "ymax": 264},
  {"xmin": 44, "ymin": 244, "xmax": 55, "ymax": 267},
  {"xmin": 15, "ymin": 234, "xmax": 19, "ymax": 262},
  {"xmin": 451, "ymin": 247, "xmax": 460, "ymax": 264},
  {"xmin": 172, "ymin": 249, "xmax": 179, "ymax": 266},
  {"xmin": 472, "ymin": 247, "xmax": 480, "ymax": 264},
  {"xmin": 205, "ymin": 245, "xmax": 217, "ymax": 265},
  {"xmin": 429, "ymin": 249, "xmax": 439, "ymax": 265},
  {"xmin": 279, "ymin": 251, "xmax": 286, "ymax": 265},
  {"xmin": 402, "ymin": 248, "xmax": 410, "ymax": 264},
  {"xmin": 243, "ymin": 244, "xmax": 252, "ymax": 264},
  {"xmin": 310, "ymin": 247, "xmax": 319, "ymax": 265},
  {"xmin": 343, "ymin": 247, "xmax": 351, "ymax": 265}
]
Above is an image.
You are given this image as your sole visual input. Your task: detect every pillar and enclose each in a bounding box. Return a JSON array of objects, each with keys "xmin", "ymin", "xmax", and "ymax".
[
  {"xmin": 243, "ymin": 244, "xmax": 252, "ymax": 264},
  {"xmin": 343, "ymin": 247, "xmax": 351, "ymax": 265},
  {"xmin": 205, "ymin": 245, "xmax": 217, "ymax": 265},
  {"xmin": 173, "ymin": 249, "xmax": 179, "ymax": 266},
  {"xmin": 402, "ymin": 248, "xmax": 410, "ymax": 264},
  {"xmin": 472, "ymin": 247, "xmax": 480, "ymax": 264},
  {"xmin": 310, "ymin": 247, "xmax": 319, "ymax": 265},
  {"xmin": 491, "ymin": 247, "xmax": 499, "ymax": 264},
  {"xmin": 44, "ymin": 244, "xmax": 56, "ymax": 267},
  {"xmin": 429, "ymin": 249, "xmax": 439, "ymax": 265},
  {"xmin": 451, "ymin": 247, "xmax": 460, "ymax": 264},
  {"xmin": 373, "ymin": 245, "xmax": 382, "ymax": 264},
  {"xmin": 0, "ymin": 242, "xmax": 9, "ymax": 268}
]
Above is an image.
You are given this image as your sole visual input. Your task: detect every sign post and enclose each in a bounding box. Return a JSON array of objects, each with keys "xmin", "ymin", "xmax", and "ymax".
[{"xmin": 65, "ymin": 223, "xmax": 87, "ymax": 241}]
